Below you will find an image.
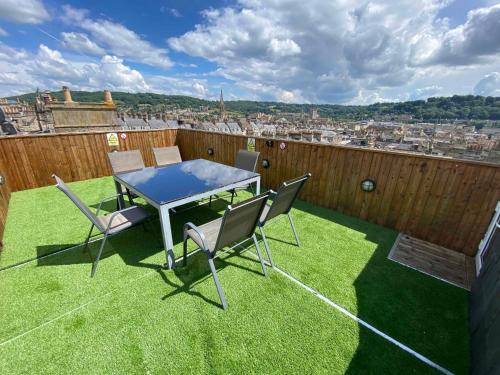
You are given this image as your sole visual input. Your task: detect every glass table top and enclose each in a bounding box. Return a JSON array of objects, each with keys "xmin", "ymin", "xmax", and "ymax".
[{"xmin": 114, "ymin": 159, "xmax": 259, "ymax": 205}]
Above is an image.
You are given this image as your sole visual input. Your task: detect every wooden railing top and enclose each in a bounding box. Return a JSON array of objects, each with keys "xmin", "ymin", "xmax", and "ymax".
[
  {"xmin": 177, "ymin": 128, "xmax": 500, "ymax": 169},
  {"xmin": 1, "ymin": 127, "xmax": 498, "ymax": 169}
]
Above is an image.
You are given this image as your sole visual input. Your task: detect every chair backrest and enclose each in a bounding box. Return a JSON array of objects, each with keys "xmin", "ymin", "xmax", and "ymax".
[
  {"xmin": 107, "ymin": 150, "xmax": 145, "ymax": 174},
  {"xmin": 235, "ymin": 149, "xmax": 260, "ymax": 172},
  {"xmin": 52, "ymin": 175, "xmax": 105, "ymax": 232},
  {"xmin": 261, "ymin": 173, "xmax": 311, "ymax": 225},
  {"xmin": 153, "ymin": 146, "xmax": 182, "ymax": 167},
  {"xmin": 214, "ymin": 192, "xmax": 269, "ymax": 251}
]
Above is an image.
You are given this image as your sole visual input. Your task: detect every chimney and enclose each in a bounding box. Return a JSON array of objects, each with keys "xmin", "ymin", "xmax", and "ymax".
[
  {"xmin": 147, "ymin": 113, "xmax": 152, "ymax": 120},
  {"xmin": 103, "ymin": 89, "xmax": 113, "ymax": 104},
  {"xmin": 155, "ymin": 113, "xmax": 160, "ymax": 120},
  {"xmin": 62, "ymin": 86, "xmax": 72, "ymax": 103}
]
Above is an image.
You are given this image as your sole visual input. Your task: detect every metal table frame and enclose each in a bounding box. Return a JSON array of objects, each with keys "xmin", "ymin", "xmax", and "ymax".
[{"xmin": 113, "ymin": 165, "xmax": 260, "ymax": 269}]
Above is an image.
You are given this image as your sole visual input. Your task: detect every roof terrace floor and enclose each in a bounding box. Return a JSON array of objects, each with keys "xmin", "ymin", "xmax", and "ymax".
[{"xmin": 0, "ymin": 177, "xmax": 469, "ymax": 374}]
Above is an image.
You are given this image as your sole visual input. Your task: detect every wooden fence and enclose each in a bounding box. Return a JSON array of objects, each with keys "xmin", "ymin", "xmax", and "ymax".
[
  {"xmin": 0, "ymin": 128, "xmax": 499, "ymax": 256},
  {"xmin": 0, "ymin": 155, "xmax": 11, "ymax": 249},
  {"xmin": 0, "ymin": 129, "xmax": 177, "ymax": 191},
  {"xmin": 177, "ymin": 129, "xmax": 500, "ymax": 256}
]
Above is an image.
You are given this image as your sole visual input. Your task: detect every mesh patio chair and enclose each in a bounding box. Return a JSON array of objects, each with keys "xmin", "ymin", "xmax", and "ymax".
[
  {"xmin": 209, "ymin": 149, "xmax": 260, "ymax": 206},
  {"xmin": 257, "ymin": 173, "xmax": 311, "ymax": 267},
  {"xmin": 107, "ymin": 150, "xmax": 145, "ymax": 208},
  {"xmin": 153, "ymin": 146, "xmax": 182, "ymax": 167},
  {"xmin": 52, "ymin": 175, "xmax": 150, "ymax": 277},
  {"xmin": 183, "ymin": 192, "xmax": 270, "ymax": 310}
]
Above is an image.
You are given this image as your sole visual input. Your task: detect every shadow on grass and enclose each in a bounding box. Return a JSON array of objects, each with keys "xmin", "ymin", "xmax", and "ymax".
[
  {"xmin": 158, "ymin": 244, "xmax": 265, "ymax": 309},
  {"xmin": 287, "ymin": 198, "xmax": 470, "ymax": 374},
  {"xmin": 36, "ymin": 201, "xmax": 224, "ymax": 268},
  {"xmin": 35, "ymin": 197, "xmax": 267, "ymax": 308}
]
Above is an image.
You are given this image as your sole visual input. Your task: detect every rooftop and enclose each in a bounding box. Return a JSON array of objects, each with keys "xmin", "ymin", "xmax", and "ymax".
[
  {"xmin": 0, "ymin": 176, "xmax": 468, "ymax": 374},
  {"xmin": 0, "ymin": 128, "xmax": 497, "ymax": 374}
]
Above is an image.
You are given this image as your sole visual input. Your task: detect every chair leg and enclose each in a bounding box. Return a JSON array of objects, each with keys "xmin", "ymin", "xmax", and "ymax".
[
  {"xmin": 288, "ymin": 213, "xmax": 300, "ymax": 247},
  {"xmin": 126, "ymin": 188, "xmax": 134, "ymax": 205},
  {"xmin": 231, "ymin": 189, "xmax": 235, "ymax": 204},
  {"xmin": 258, "ymin": 226, "xmax": 274, "ymax": 267},
  {"xmin": 209, "ymin": 195, "xmax": 213, "ymax": 207},
  {"xmin": 252, "ymin": 234, "xmax": 268, "ymax": 277},
  {"xmin": 83, "ymin": 224, "xmax": 95, "ymax": 252},
  {"xmin": 91, "ymin": 231, "xmax": 109, "ymax": 277},
  {"xmin": 183, "ymin": 236, "xmax": 188, "ymax": 267},
  {"xmin": 207, "ymin": 256, "xmax": 227, "ymax": 310}
]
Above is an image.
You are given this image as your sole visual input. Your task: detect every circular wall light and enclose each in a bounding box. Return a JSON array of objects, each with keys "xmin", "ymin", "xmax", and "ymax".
[
  {"xmin": 262, "ymin": 159, "xmax": 270, "ymax": 169},
  {"xmin": 207, "ymin": 148, "xmax": 214, "ymax": 156},
  {"xmin": 266, "ymin": 139, "xmax": 274, "ymax": 147},
  {"xmin": 360, "ymin": 179, "xmax": 376, "ymax": 192}
]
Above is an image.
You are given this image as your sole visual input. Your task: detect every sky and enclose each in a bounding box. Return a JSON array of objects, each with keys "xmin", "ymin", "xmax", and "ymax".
[{"xmin": 0, "ymin": 0, "xmax": 499, "ymax": 104}]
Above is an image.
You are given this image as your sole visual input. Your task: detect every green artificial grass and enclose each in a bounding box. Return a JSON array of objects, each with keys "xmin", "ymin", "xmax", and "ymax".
[{"xmin": 0, "ymin": 177, "xmax": 469, "ymax": 374}]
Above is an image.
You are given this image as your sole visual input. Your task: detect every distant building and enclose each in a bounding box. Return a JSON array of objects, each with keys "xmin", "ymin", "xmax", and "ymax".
[
  {"xmin": 41, "ymin": 87, "xmax": 120, "ymax": 133},
  {"xmin": 219, "ymin": 89, "xmax": 225, "ymax": 121}
]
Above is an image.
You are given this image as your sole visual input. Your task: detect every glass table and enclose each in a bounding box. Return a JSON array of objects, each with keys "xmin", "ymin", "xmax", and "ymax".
[{"xmin": 113, "ymin": 159, "xmax": 261, "ymax": 269}]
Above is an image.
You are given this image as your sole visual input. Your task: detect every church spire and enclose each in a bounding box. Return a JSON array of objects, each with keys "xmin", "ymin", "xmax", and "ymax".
[{"xmin": 219, "ymin": 89, "xmax": 225, "ymax": 120}]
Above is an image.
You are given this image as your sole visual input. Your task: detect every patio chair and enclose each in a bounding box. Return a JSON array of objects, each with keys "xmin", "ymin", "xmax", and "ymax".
[
  {"xmin": 209, "ymin": 149, "xmax": 260, "ymax": 206},
  {"xmin": 257, "ymin": 173, "xmax": 311, "ymax": 267},
  {"xmin": 107, "ymin": 150, "xmax": 145, "ymax": 207},
  {"xmin": 52, "ymin": 174, "xmax": 150, "ymax": 277},
  {"xmin": 183, "ymin": 192, "xmax": 270, "ymax": 310},
  {"xmin": 153, "ymin": 146, "xmax": 182, "ymax": 167}
]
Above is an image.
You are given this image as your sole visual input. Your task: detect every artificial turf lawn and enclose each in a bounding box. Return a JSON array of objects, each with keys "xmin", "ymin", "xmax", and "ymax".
[{"xmin": 0, "ymin": 177, "xmax": 469, "ymax": 374}]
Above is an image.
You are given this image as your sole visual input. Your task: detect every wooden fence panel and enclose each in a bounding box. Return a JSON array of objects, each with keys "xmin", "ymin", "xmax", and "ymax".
[
  {"xmin": 0, "ymin": 154, "xmax": 11, "ymax": 250},
  {"xmin": 0, "ymin": 129, "xmax": 177, "ymax": 191},
  {"xmin": 175, "ymin": 130, "xmax": 499, "ymax": 255}
]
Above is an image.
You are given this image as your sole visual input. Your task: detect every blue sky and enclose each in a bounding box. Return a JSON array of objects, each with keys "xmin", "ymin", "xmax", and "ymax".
[{"xmin": 0, "ymin": 0, "xmax": 499, "ymax": 103}]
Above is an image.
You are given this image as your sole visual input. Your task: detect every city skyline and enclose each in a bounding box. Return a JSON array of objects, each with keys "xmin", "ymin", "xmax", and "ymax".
[{"xmin": 0, "ymin": 0, "xmax": 499, "ymax": 104}]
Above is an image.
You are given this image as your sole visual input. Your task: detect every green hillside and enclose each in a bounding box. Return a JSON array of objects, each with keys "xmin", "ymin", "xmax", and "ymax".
[{"xmin": 5, "ymin": 91, "xmax": 500, "ymax": 121}]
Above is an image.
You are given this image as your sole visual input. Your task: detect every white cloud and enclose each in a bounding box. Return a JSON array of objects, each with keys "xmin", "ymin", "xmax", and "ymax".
[
  {"xmin": 0, "ymin": 27, "xmax": 8, "ymax": 37},
  {"xmin": 60, "ymin": 32, "xmax": 106, "ymax": 56},
  {"xmin": 0, "ymin": 43, "xmax": 150, "ymax": 95},
  {"xmin": 474, "ymin": 72, "xmax": 500, "ymax": 96},
  {"xmin": 169, "ymin": 0, "xmax": 500, "ymax": 103},
  {"xmin": 348, "ymin": 90, "xmax": 401, "ymax": 105},
  {"xmin": 147, "ymin": 75, "xmax": 212, "ymax": 98},
  {"xmin": 192, "ymin": 82, "xmax": 208, "ymax": 97},
  {"xmin": 268, "ymin": 38, "xmax": 301, "ymax": 58},
  {"xmin": 409, "ymin": 85, "xmax": 443, "ymax": 100},
  {"xmin": 423, "ymin": 4, "xmax": 500, "ymax": 65},
  {"xmin": 168, "ymin": 0, "xmax": 451, "ymax": 103},
  {"xmin": 161, "ymin": 7, "xmax": 182, "ymax": 18},
  {"xmin": 87, "ymin": 56, "xmax": 150, "ymax": 92},
  {"xmin": 0, "ymin": 42, "xmax": 28, "ymax": 62},
  {"xmin": 62, "ymin": 5, "xmax": 173, "ymax": 69},
  {"xmin": 0, "ymin": 42, "xmax": 211, "ymax": 98},
  {"xmin": 0, "ymin": 0, "xmax": 50, "ymax": 24}
]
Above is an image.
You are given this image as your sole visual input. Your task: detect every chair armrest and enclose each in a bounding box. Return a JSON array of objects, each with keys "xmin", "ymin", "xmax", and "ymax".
[
  {"xmin": 105, "ymin": 205, "xmax": 139, "ymax": 232},
  {"xmin": 96, "ymin": 194, "xmax": 122, "ymax": 216},
  {"xmin": 183, "ymin": 222, "xmax": 209, "ymax": 250}
]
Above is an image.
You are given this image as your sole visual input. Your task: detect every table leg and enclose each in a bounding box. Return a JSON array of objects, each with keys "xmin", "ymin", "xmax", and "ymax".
[
  {"xmin": 114, "ymin": 179, "xmax": 125, "ymax": 209},
  {"xmin": 159, "ymin": 205, "xmax": 176, "ymax": 269},
  {"xmin": 256, "ymin": 178, "xmax": 260, "ymax": 195}
]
